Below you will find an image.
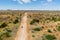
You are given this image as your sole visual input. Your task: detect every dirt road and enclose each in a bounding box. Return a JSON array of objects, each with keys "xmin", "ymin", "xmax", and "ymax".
[{"xmin": 15, "ymin": 13, "xmax": 27, "ymax": 40}]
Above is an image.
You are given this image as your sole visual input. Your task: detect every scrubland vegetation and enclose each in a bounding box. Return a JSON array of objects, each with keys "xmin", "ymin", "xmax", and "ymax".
[
  {"xmin": 0, "ymin": 10, "xmax": 60, "ymax": 40},
  {"xmin": 27, "ymin": 11, "xmax": 60, "ymax": 40},
  {"xmin": 0, "ymin": 10, "xmax": 25, "ymax": 40}
]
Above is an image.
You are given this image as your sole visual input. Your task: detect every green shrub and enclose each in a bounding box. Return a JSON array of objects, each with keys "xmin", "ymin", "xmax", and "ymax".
[
  {"xmin": 47, "ymin": 29, "xmax": 52, "ymax": 33},
  {"xmin": 0, "ymin": 23, "xmax": 7, "ymax": 28},
  {"xmin": 58, "ymin": 17, "xmax": 60, "ymax": 21},
  {"xmin": 3, "ymin": 28, "xmax": 12, "ymax": 37},
  {"xmin": 0, "ymin": 37, "xmax": 2, "ymax": 40},
  {"xmin": 6, "ymin": 29, "xmax": 12, "ymax": 37},
  {"xmin": 30, "ymin": 19, "xmax": 39, "ymax": 25},
  {"xmin": 6, "ymin": 29, "xmax": 12, "ymax": 33},
  {"xmin": 5, "ymin": 32, "xmax": 10, "ymax": 37},
  {"xmin": 45, "ymin": 18, "xmax": 51, "ymax": 20},
  {"xmin": 13, "ymin": 18, "xmax": 19, "ymax": 24},
  {"xmin": 32, "ymin": 27, "xmax": 43, "ymax": 31},
  {"xmin": 57, "ymin": 26, "xmax": 60, "ymax": 31},
  {"xmin": 33, "ymin": 28, "xmax": 40, "ymax": 31},
  {"xmin": 45, "ymin": 34, "xmax": 56, "ymax": 40},
  {"xmin": 52, "ymin": 17, "xmax": 57, "ymax": 22},
  {"xmin": 0, "ymin": 32, "xmax": 3, "ymax": 40},
  {"xmin": 32, "ymin": 35, "xmax": 35, "ymax": 37}
]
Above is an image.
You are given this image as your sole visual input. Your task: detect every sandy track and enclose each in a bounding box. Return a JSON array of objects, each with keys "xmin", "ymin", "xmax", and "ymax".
[{"xmin": 15, "ymin": 13, "xmax": 27, "ymax": 40}]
